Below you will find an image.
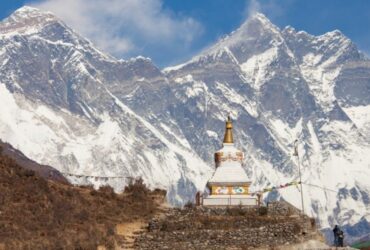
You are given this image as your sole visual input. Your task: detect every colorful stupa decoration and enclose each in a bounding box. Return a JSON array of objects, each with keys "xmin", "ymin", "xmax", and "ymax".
[{"xmin": 202, "ymin": 116, "xmax": 257, "ymax": 206}]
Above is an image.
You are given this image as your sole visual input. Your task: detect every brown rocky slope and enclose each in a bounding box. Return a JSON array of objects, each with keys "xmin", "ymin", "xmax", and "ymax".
[
  {"xmin": 0, "ymin": 145, "xmax": 165, "ymax": 249},
  {"xmin": 0, "ymin": 140, "xmax": 67, "ymax": 183}
]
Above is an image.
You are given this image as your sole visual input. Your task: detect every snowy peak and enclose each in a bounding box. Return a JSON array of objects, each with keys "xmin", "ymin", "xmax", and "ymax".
[
  {"xmin": 11, "ymin": 5, "xmax": 43, "ymax": 16},
  {"xmin": 282, "ymin": 24, "xmax": 360, "ymax": 69},
  {"xmin": 240, "ymin": 12, "xmax": 280, "ymax": 33},
  {"xmin": 317, "ymin": 30, "xmax": 353, "ymax": 50},
  {"xmin": 168, "ymin": 12, "xmax": 360, "ymax": 73},
  {"xmin": 321, "ymin": 29, "xmax": 346, "ymax": 39},
  {"xmin": 249, "ymin": 12, "xmax": 271, "ymax": 22},
  {"xmin": 0, "ymin": 6, "xmax": 164, "ymax": 66},
  {"xmin": 166, "ymin": 12, "xmax": 286, "ymax": 69},
  {"xmin": 8, "ymin": 6, "xmax": 57, "ymax": 23},
  {"xmin": 282, "ymin": 25, "xmax": 296, "ymax": 33},
  {"xmin": 282, "ymin": 25, "xmax": 351, "ymax": 47},
  {"xmin": 209, "ymin": 12, "xmax": 282, "ymax": 54},
  {"xmin": 0, "ymin": 6, "xmax": 63, "ymax": 36},
  {"xmin": 1, "ymin": 5, "xmax": 122, "ymax": 65}
]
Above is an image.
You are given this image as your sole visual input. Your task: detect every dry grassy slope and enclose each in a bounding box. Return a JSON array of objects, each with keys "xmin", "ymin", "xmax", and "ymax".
[
  {"xmin": 0, "ymin": 146, "xmax": 166, "ymax": 249},
  {"xmin": 0, "ymin": 140, "xmax": 67, "ymax": 183}
]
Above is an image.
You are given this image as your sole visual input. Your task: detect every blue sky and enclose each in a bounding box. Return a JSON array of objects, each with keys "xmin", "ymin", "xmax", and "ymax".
[{"xmin": 1, "ymin": 0, "xmax": 370, "ymax": 67}]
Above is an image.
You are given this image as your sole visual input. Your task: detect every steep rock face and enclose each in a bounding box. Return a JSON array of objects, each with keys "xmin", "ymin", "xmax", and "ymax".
[
  {"xmin": 0, "ymin": 7, "xmax": 370, "ymax": 241},
  {"xmin": 0, "ymin": 6, "xmax": 211, "ymax": 206}
]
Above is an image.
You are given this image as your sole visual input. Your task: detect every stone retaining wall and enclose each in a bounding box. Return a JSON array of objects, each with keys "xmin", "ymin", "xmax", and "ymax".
[{"xmin": 134, "ymin": 202, "xmax": 321, "ymax": 249}]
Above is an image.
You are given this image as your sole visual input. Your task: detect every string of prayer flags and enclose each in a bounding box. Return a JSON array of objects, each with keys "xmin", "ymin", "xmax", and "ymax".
[{"xmin": 250, "ymin": 181, "xmax": 302, "ymax": 196}]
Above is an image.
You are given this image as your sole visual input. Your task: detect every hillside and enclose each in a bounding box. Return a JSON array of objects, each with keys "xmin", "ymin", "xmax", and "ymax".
[
  {"xmin": 0, "ymin": 140, "xmax": 67, "ymax": 183},
  {"xmin": 0, "ymin": 146, "xmax": 165, "ymax": 249}
]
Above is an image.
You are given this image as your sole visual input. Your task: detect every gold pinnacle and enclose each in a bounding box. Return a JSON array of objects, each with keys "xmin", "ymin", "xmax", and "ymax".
[{"xmin": 223, "ymin": 115, "xmax": 234, "ymax": 143}]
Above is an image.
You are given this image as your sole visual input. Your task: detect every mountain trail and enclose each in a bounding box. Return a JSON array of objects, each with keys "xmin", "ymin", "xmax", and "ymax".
[
  {"xmin": 115, "ymin": 220, "xmax": 146, "ymax": 249},
  {"xmin": 114, "ymin": 197, "xmax": 170, "ymax": 249}
]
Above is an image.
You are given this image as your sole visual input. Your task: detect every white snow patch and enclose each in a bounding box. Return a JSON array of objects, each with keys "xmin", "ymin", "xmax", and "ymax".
[
  {"xmin": 160, "ymin": 123, "xmax": 192, "ymax": 150},
  {"xmin": 206, "ymin": 130, "xmax": 218, "ymax": 139},
  {"xmin": 185, "ymin": 80, "xmax": 207, "ymax": 98},
  {"xmin": 240, "ymin": 47, "xmax": 278, "ymax": 90},
  {"xmin": 163, "ymin": 62, "xmax": 188, "ymax": 73},
  {"xmin": 343, "ymin": 105, "xmax": 370, "ymax": 136},
  {"xmin": 215, "ymin": 81, "xmax": 258, "ymax": 117},
  {"xmin": 174, "ymin": 74, "xmax": 194, "ymax": 84},
  {"xmin": 300, "ymin": 54, "xmax": 341, "ymax": 111}
]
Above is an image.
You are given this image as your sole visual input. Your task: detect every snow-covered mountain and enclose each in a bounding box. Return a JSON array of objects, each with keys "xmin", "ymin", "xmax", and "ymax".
[
  {"xmin": 1, "ymin": 6, "xmax": 370, "ymax": 241},
  {"xmin": 0, "ymin": 6, "xmax": 212, "ymax": 205}
]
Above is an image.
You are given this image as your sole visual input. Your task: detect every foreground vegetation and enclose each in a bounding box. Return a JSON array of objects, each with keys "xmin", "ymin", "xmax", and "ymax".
[{"xmin": 0, "ymin": 146, "xmax": 165, "ymax": 249}]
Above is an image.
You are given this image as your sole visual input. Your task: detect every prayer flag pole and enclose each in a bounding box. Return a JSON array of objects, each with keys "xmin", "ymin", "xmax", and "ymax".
[{"xmin": 293, "ymin": 139, "xmax": 305, "ymax": 216}]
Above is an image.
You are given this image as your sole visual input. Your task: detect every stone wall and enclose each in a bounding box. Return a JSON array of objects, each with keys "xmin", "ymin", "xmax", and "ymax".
[{"xmin": 134, "ymin": 202, "xmax": 321, "ymax": 249}]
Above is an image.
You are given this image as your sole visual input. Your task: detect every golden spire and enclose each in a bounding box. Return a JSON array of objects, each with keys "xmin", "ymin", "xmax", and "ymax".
[{"xmin": 223, "ymin": 115, "xmax": 234, "ymax": 144}]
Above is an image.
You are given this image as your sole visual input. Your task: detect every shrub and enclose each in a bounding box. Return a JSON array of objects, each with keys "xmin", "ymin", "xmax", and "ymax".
[
  {"xmin": 90, "ymin": 189, "xmax": 99, "ymax": 196},
  {"xmin": 98, "ymin": 185, "xmax": 116, "ymax": 198},
  {"xmin": 153, "ymin": 188, "xmax": 167, "ymax": 196},
  {"xmin": 79, "ymin": 184, "xmax": 94, "ymax": 190},
  {"xmin": 75, "ymin": 209, "xmax": 89, "ymax": 221},
  {"xmin": 124, "ymin": 178, "xmax": 150, "ymax": 201},
  {"xmin": 124, "ymin": 178, "xmax": 148, "ymax": 193},
  {"xmin": 23, "ymin": 169, "xmax": 35, "ymax": 177},
  {"xmin": 258, "ymin": 206, "xmax": 268, "ymax": 216},
  {"xmin": 99, "ymin": 185, "xmax": 114, "ymax": 194}
]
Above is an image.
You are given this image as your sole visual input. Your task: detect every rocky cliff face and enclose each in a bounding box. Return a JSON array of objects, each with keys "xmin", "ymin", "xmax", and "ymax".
[
  {"xmin": 0, "ymin": 6, "xmax": 211, "ymax": 206},
  {"xmin": 0, "ymin": 6, "xmax": 370, "ymax": 241}
]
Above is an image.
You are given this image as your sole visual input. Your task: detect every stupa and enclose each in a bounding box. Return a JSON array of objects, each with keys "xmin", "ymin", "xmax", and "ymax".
[{"xmin": 202, "ymin": 116, "xmax": 257, "ymax": 206}]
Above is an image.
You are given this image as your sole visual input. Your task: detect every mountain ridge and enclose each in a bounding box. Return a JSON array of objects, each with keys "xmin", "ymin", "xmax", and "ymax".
[
  {"xmin": 0, "ymin": 139, "xmax": 67, "ymax": 183},
  {"xmin": 1, "ymin": 6, "xmax": 370, "ymax": 242}
]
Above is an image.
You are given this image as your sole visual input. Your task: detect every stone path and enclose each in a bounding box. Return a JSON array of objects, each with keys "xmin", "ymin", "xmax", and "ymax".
[
  {"xmin": 113, "ymin": 201, "xmax": 170, "ymax": 249},
  {"xmin": 115, "ymin": 220, "xmax": 146, "ymax": 249}
]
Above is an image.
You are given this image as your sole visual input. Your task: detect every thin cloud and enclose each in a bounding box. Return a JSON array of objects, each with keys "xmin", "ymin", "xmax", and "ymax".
[
  {"xmin": 30, "ymin": 0, "xmax": 203, "ymax": 63},
  {"xmin": 246, "ymin": 0, "xmax": 261, "ymax": 17},
  {"xmin": 244, "ymin": 0, "xmax": 292, "ymax": 20}
]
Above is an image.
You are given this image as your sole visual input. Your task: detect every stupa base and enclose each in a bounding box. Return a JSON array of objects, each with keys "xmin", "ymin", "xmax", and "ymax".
[{"xmin": 202, "ymin": 195, "xmax": 257, "ymax": 206}]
